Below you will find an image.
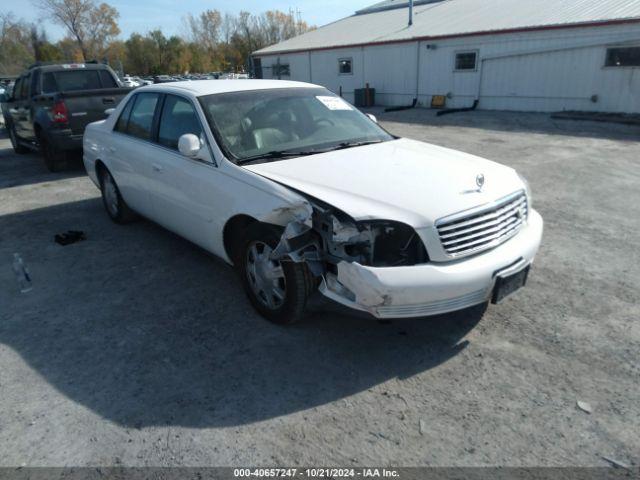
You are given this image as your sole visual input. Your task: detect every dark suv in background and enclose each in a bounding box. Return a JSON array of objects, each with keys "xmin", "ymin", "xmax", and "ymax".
[{"xmin": 1, "ymin": 62, "xmax": 132, "ymax": 171}]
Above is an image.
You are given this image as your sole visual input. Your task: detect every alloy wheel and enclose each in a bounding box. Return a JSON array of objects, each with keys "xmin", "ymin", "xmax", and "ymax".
[
  {"xmin": 102, "ymin": 174, "xmax": 120, "ymax": 217},
  {"xmin": 246, "ymin": 241, "xmax": 287, "ymax": 310}
]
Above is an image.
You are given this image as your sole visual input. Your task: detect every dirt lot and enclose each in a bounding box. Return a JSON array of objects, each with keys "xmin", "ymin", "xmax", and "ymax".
[{"xmin": 0, "ymin": 110, "xmax": 638, "ymax": 467}]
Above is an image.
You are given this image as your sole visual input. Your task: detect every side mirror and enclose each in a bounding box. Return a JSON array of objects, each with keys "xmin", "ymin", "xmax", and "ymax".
[
  {"xmin": 104, "ymin": 108, "xmax": 115, "ymax": 116},
  {"xmin": 366, "ymin": 113, "xmax": 378, "ymax": 123},
  {"xmin": 178, "ymin": 133, "xmax": 201, "ymax": 158}
]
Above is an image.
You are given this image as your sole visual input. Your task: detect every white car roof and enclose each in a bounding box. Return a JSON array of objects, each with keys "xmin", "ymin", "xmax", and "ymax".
[{"xmin": 135, "ymin": 79, "xmax": 322, "ymax": 97}]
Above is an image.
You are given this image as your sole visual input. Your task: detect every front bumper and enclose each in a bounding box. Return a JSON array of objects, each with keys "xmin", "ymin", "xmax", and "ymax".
[{"xmin": 319, "ymin": 209, "xmax": 543, "ymax": 318}]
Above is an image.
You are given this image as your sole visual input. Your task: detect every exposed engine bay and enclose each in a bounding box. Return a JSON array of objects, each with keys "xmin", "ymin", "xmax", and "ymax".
[{"xmin": 270, "ymin": 200, "xmax": 429, "ymax": 279}]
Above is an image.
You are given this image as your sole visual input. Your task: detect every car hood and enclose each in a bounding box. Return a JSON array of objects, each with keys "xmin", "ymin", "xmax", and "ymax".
[{"xmin": 244, "ymin": 138, "xmax": 525, "ymax": 227}]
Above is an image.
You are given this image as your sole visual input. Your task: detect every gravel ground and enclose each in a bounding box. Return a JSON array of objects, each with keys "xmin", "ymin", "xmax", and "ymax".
[{"xmin": 0, "ymin": 110, "xmax": 638, "ymax": 467}]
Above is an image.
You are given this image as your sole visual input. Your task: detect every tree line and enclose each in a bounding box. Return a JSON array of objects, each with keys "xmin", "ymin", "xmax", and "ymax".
[{"xmin": 0, "ymin": 0, "xmax": 314, "ymax": 76}]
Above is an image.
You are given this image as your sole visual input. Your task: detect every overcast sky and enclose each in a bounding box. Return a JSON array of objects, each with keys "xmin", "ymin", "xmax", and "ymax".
[{"xmin": 10, "ymin": 0, "xmax": 375, "ymax": 40}]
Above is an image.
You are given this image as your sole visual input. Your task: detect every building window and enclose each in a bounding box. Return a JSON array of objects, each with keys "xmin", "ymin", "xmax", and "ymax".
[
  {"xmin": 605, "ymin": 47, "xmax": 640, "ymax": 67},
  {"xmin": 272, "ymin": 63, "xmax": 290, "ymax": 77},
  {"xmin": 455, "ymin": 51, "xmax": 477, "ymax": 71},
  {"xmin": 338, "ymin": 58, "xmax": 352, "ymax": 75}
]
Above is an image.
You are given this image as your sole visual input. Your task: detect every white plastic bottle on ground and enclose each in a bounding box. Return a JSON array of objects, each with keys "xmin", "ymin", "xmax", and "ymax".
[{"xmin": 12, "ymin": 253, "xmax": 32, "ymax": 293}]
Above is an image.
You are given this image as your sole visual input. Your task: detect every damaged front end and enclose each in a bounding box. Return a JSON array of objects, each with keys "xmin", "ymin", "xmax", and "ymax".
[{"xmin": 270, "ymin": 201, "xmax": 429, "ymax": 312}]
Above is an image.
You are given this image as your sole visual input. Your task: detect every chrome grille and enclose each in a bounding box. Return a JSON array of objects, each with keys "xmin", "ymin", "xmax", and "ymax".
[{"xmin": 436, "ymin": 191, "xmax": 528, "ymax": 258}]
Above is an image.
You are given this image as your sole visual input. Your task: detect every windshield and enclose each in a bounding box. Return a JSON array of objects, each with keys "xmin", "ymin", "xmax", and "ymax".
[{"xmin": 198, "ymin": 87, "xmax": 393, "ymax": 163}]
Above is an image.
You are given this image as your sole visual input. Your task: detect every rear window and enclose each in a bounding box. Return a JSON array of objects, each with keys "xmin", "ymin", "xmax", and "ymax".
[{"xmin": 42, "ymin": 69, "xmax": 118, "ymax": 93}]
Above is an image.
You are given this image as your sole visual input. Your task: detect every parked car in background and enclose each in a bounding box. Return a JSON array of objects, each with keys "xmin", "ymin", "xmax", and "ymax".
[
  {"xmin": 2, "ymin": 62, "xmax": 132, "ymax": 171},
  {"xmin": 120, "ymin": 75, "xmax": 141, "ymax": 87},
  {"xmin": 153, "ymin": 75, "xmax": 178, "ymax": 84},
  {"xmin": 0, "ymin": 87, "xmax": 5, "ymax": 126},
  {"xmin": 83, "ymin": 80, "xmax": 542, "ymax": 324},
  {"xmin": 0, "ymin": 81, "xmax": 15, "ymax": 127}
]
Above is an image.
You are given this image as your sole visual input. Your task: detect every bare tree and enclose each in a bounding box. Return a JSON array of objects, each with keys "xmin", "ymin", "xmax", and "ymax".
[
  {"xmin": 33, "ymin": 0, "xmax": 119, "ymax": 61},
  {"xmin": 220, "ymin": 13, "xmax": 236, "ymax": 45},
  {"xmin": 185, "ymin": 9, "xmax": 222, "ymax": 52},
  {"xmin": 0, "ymin": 13, "xmax": 34, "ymax": 74}
]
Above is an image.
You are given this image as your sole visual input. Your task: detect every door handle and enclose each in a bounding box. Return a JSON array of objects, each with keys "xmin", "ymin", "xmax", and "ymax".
[{"xmin": 152, "ymin": 164, "xmax": 163, "ymax": 173}]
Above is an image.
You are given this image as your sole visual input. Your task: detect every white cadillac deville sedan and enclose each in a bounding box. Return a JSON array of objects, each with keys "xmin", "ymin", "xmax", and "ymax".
[{"xmin": 83, "ymin": 80, "xmax": 543, "ymax": 324}]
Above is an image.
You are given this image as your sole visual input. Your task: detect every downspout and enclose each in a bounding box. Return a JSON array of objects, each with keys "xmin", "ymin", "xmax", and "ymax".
[
  {"xmin": 415, "ymin": 40, "xmax": 421, "ymax": 102},
  {"xmin": 476, "ymin": 56, "xmax": 486, "ymax": 104},
  {"xmin": 408, "ymin": 0, "xmax": 414, "ymax": 26}
]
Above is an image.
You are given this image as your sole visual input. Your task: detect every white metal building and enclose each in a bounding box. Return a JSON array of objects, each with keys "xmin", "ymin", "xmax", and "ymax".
[{"xmin": 252, "ymin": 0, "xmax": 640, "ymax": 113}]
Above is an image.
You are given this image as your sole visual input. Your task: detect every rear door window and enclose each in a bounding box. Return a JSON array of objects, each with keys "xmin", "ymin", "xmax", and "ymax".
[
  {"xmin": 30, "ymin": 71, "xmax": 40, "ymax": 95},
  {"xmin": 125, "ymin": 93, "xmax": 160, "ymax": 140},
  {"xmin": 157, "ymin": 95, "xmax": 203, "ymax": 150},
  {"xmin": 20, "ymin": 74, "xmax": 30, "ymax": 99},
  {"xmin": 114, "ymin": 95, "xmax": 136, "ymax": 133},
  {"xmin": 13, "ymin": 78, "xmax": 23, "ymax": 100}
]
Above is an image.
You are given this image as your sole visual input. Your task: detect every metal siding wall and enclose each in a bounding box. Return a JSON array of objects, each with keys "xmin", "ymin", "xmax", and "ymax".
[
  {"xmin": 419, "ymin": 24, "xmax": 640, "ymax": 112},
  {"xmin": 309, "ymin": 48, "xmax": 365, "ymax": 103},
  {"xmin": 363, "ymin": 44, "xmax": 419, "ymax": 106},
  {"xmin": 257, "ymin": 23, "xmax": 640, "ymax": 112}
]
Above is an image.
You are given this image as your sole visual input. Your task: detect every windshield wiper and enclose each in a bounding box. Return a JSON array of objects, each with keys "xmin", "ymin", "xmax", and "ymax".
[
  {"xmin": 324, "ymin": 139, "xmax": 385, "ymax": 152},
  {"xmin": 237, "ymin": 150, "xmax": 318, "ymax": 165},
  {"xmin": 237, "ymin": 140, "xmax": 386, "ymax": 165}
]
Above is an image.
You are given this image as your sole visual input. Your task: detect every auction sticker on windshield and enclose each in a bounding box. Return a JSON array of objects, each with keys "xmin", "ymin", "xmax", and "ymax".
[{"xmin": 316, "ymin": 96, "xmax": 353, "ymax": 110}]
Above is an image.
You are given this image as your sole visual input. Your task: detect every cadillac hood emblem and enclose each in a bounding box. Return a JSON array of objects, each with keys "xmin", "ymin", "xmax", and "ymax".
[{"xmin": 476, "ymin": 173, "xmax": 485, "ymax": 190}]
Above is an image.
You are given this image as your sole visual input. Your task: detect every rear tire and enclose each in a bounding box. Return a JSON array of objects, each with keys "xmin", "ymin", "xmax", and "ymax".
[
  {"xmin": 99, "ymin": 168, "xmax": 137, "ymax": 224},
  {"xmin": 8, "ymin": 123, "xmax": 28, "ymax": 154},
  {"xmin": 40, "ymin": 135, "xmax": 66, "ymax": 172},
  {"xmin": 239, "ymin": 223, "xmax": 312, "ymax": 325}
]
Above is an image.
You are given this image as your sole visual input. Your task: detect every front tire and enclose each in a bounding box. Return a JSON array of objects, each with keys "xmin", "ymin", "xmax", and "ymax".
[
  {"xmin": 99, "ymin": 168, "xmax": 137, "ymax": 224},
  {"xmin": 8, "ymin": 123, "xmax": 28, "ymax": 154},
  {"xmin": 239, "ymin": 223, "xmax": 311, "ymax": 325}
]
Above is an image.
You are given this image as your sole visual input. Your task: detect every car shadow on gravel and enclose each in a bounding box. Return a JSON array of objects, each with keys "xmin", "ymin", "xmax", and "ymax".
[
  {"xmin": 1, "ymin": 197, "xmax": 485, "ymax": 428},
  {"xmin": 0, "ymin": 134, "xmax": 86, "ymax": 190},
  {"xmin": 0, "ymin": 139, "xmax": 86, "ymax": 189}
]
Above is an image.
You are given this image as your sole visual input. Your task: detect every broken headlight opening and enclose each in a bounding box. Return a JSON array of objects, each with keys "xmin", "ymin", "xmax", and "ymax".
[{"xmin": 271, "ymin": 204, "xmax": 429, "ymax": 277}]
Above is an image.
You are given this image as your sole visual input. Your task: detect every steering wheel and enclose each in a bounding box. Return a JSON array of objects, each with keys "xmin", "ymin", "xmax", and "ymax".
[{"xmin": 315, "ymin": 118, "xmax": 335, "ymax": 127}]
